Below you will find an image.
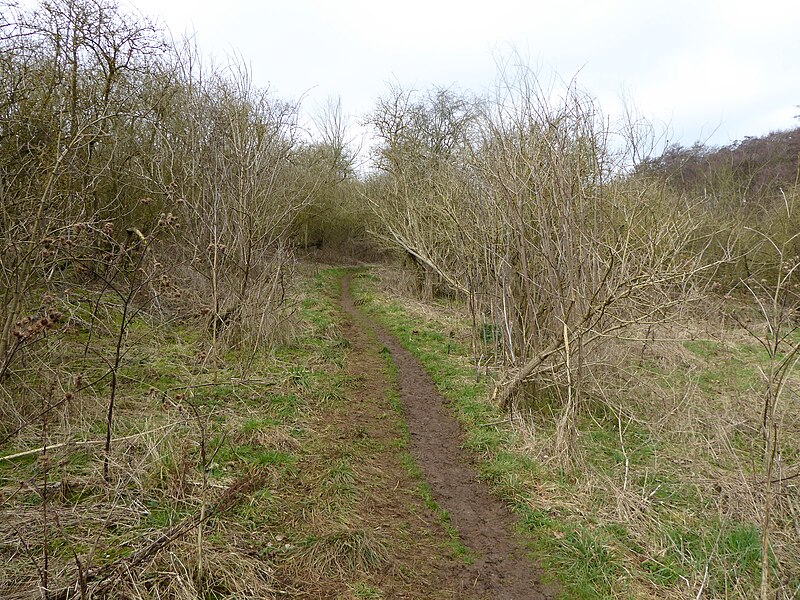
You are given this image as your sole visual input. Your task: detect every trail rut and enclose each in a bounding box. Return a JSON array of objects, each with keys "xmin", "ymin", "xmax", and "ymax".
[{"xmin": 340, "ymin": 272, "xmax": 557, "ymax": 600}]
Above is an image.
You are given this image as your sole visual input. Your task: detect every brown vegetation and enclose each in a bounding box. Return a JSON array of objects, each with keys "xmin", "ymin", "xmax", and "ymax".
[
  {"xmin": 2, "ymin": 0, "xmax": 799, "ymax": 598},
  {"xmin": 363, "ymin": 65, "xmax": 800, "ymax": 598}
]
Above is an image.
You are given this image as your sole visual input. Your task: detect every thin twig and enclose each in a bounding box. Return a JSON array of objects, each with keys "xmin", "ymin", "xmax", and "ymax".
[
  {"xmin": 0, "ymin": 423, "xmax": 179, "ymax": 462},
  {"xmin": 478, "ymin": 416, "xmax": 516, "ymax": 428}
]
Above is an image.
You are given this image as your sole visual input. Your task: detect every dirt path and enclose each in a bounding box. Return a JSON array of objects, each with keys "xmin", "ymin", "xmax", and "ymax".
[
  {"xmin": 324, "ymin": 285, "xmax": 467, "ymax": 598},
  {"xmin": 339, "ymin": 272, "xmax": 557, "ymax": 600}
]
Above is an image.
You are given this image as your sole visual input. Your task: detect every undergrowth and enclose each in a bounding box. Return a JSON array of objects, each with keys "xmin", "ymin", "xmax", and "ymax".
[
  {"xmin": 350, "ymin": 267, "xmax": 800, "ymax": 599},
  {"xmin": 0, "ymin": 267, "xmax": 397, "ymax": 598}
]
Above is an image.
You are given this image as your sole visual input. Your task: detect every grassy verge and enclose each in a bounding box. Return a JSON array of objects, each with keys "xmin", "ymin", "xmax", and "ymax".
[
  {"xmin": 349, "ymin": 268, "xmax": 798, "ymax": 599},
  {"xmin": 0, "ymin": 268, "xmax": 385, "ymax": 598}
]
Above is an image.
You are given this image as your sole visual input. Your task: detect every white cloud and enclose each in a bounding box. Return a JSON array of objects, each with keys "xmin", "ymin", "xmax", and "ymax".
[{"xmin": 89, "ymin": 0, "xmax": 800, "ymax": 145}]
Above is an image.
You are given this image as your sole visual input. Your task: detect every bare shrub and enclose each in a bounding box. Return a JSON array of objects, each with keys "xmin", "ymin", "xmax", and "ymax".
[{"xmin": 366, "ymin": 63, "xmax": 726, "ymax": 461}]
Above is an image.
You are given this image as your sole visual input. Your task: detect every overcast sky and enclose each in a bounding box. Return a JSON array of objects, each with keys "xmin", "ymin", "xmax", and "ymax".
[{"xmin": 127, "ymin": 0, "xmax": 799, "ymax": 152}]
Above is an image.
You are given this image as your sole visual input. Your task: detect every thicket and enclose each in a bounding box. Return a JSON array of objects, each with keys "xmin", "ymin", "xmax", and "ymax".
[
  {"xmin": 364, "ymin": 69, "xmax": 800, "ymax": 598},
  {"xmin": 637, "ymin": 128, "xmax": 800, "ymax": 208},
  {"xmin": 0, "ymin": 1, "xmax": 360, "ymax": 596},
  {"xmin": 366, "ymin": 71, "xmax": 726, "ymax": 447},
  {"xmin": 0, "ymin": 0, "xmax": 354, "ymax": 410}
]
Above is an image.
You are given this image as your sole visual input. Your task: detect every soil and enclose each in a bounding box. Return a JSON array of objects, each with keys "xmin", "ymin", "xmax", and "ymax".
[
  {"xmin": 338, "ymin": 272, "xmax": 557, "ymax": 600},
  {"xmin": 320, "ymin": 294, "xmax": 461, "ymax": 598}
]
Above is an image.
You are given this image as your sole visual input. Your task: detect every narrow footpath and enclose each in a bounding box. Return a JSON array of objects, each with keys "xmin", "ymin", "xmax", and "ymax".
[{"xmin": 339, "ymin": 272, "xmax": 557, "ymax": 600}]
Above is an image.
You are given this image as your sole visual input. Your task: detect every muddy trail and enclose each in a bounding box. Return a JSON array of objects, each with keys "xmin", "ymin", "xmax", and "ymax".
[{"xmin": 339, "ymin": 272, "xmax": 556, "ymax": 600}]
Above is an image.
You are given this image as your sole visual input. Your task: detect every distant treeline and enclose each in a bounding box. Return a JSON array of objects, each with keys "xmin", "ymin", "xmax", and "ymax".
[{"xmin": 637, "ymin": 127, "xmax": 800, "ymax": 207}]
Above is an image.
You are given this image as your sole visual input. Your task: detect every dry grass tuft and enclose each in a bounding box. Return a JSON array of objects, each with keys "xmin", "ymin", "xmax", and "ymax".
[
  {"xmin": 288, "ymin": 527, "xmax": 390, "ymax": 581},
  {"xmin": 106, "ymin": 538, "xmax": 276, "ymax": 600}
]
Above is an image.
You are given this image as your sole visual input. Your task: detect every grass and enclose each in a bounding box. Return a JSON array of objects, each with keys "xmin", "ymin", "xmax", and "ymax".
[
  {"xmin": 350, "ymin": 581, "xmax": 384, "ymax": 599},
  {"xmin": 0, "ymin": 267, "xmax": 406, "ymax": 598},
  {"xmin": 349, "ymin": 266, "xmax": 798, "ymax": 599},
  {"xmin": 291, "ymin": 528, "xmax": 390, "ymax": 579},
  {"xmin": 6, "ymin": 263, "xmax": 792, "ymax": 598}
]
